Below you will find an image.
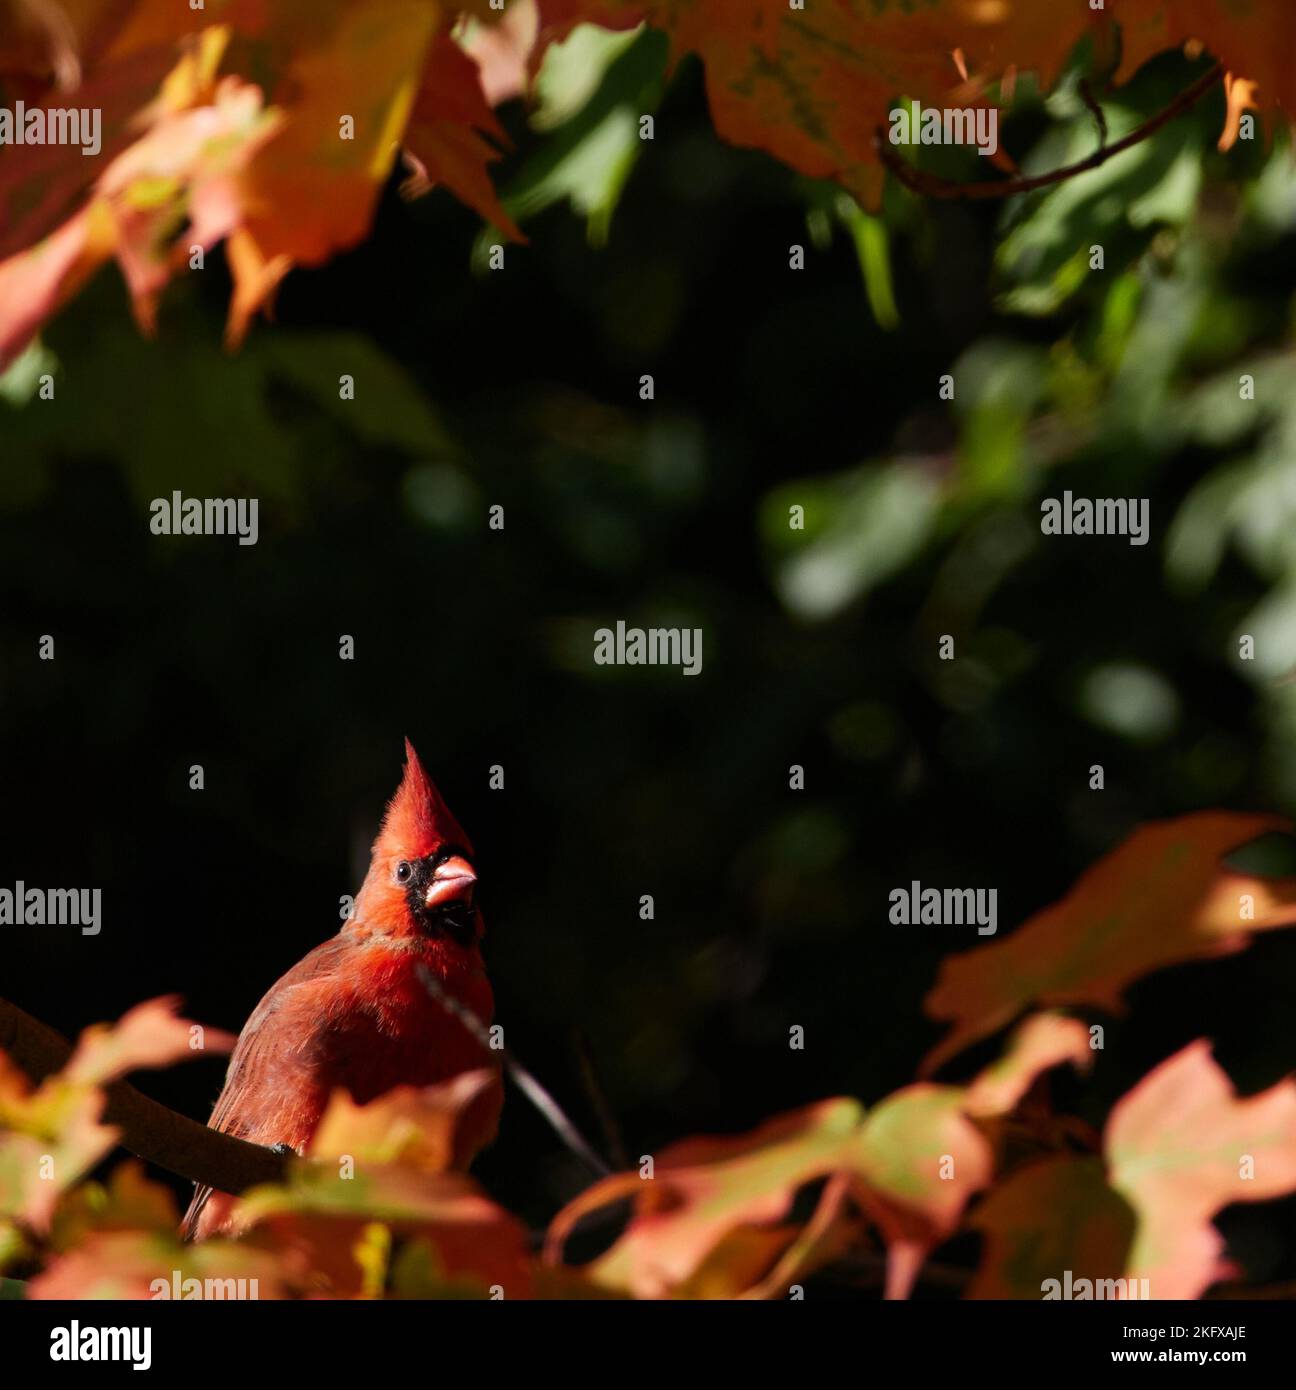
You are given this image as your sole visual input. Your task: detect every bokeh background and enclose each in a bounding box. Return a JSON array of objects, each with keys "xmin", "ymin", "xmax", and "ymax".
[{"xmin": 5, "ymin": 33, "xmax": 1296, "ymax": 1283}]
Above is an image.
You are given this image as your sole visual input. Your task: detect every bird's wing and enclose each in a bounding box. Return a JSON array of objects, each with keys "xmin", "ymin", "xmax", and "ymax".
[{"xmin": 181, "ymin": 934, "xmax": 358, "ymax": 1239}]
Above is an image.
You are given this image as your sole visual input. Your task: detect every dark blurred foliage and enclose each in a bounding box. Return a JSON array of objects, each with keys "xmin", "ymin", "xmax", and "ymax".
[{"xmin": 5, "ymin": 32, "xmax": 1296, "ymax": 1275}]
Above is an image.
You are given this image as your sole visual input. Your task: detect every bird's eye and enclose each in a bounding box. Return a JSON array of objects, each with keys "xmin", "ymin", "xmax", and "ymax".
[{"xmin": 394, "ymin": 861, "xmax": 413, "ymax": 884}]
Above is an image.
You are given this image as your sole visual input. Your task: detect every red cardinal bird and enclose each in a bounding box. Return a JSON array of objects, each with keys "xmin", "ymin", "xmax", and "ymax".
[{"xmin": 182, "ymin": 741, "xmax": 501, "ymax": 1239}]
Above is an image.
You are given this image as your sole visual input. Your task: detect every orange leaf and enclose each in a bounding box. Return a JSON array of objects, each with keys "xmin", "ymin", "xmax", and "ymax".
[
  {"xmin": 223, "ymin": 226, "xmax": 291, "ymax": 349},
  {"xmin": 963, "ymin": 1012, "xmax": 1093, "ymax": 1117},
  {"xmin": 1107, "ymin": 1041, "xmax": 1296, "ymax": 1297},
  {"xmin": 922, "ymin": 813, "xmax": 1296, "ymax": 1076},
  {"xmin": 1114, "ymin": 0, "xmax": 1294, "ymax": 123},
  {"xmin": 545, "ymin": 1012, "xmax": 1087, "ymax": 1299},
  {"xmin": 307, "ymin": 1070, "xmax": 500, "ymax": 1174},
  {"xmin": 237, "ymin": 1167, "xmax": 531, "ymax": 1297},
  {"xmin": 1219, "ymin": 72, "xmax": 1261, "ymax": 151},
  {"xmin": 65, "ymin": 996, "xmax": 234, "ymax": 1087},
  {"xmin": 534, "ymin": 0, "xmax": 1102, "ymax": 205},
  {"xmin": 971, "ymin": 1042, "xmax": 1296, "ymax": 1299},
  {"xmin": 402, "ymin": 32, "xmax": 524, "ymax": 240},
  {"xmin": 0, "ymin": 72, "xmax": 284, "ymax": 364},
  {"xmin": 29, "ymin": 1227, "xmax": 288, "ymax": 1299},
  {"xmin": 544, "ymin": 1099, "xmax": 864, "ymax": 1299},
  {"xmin": 1, "ymin": 999, "xmax": 232, "ymax": 1229},
  {"xmin": 0, "ymin": 46, "xmax": 176, "ymax": 261},
  {"xmin": 238, "ymin": 0, "xmax": 441, "ymax": 265}
]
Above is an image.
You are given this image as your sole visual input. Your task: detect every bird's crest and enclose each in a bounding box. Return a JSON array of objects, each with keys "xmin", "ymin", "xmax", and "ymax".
[{"xmin": 374, "ymin": 739, "xmax": 472, "ymax": 860}]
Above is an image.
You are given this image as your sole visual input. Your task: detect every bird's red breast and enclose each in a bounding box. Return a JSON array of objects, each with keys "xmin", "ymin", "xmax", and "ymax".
[{"xmin": 182, "ymin": 742, "xmax": 502, "ymax": 1240}]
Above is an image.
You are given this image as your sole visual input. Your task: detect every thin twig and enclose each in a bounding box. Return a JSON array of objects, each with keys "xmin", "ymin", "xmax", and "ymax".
[
  {"xmin": 1078, "ymin": 79, "xmax": 1108, "ymax": 148},
  {"xmin": 415, "ymin": 966, "xmax": 611, "ymax": 1179},
  {"xmin": 572, "ymin": 1027, "xmax": 630, "ymax": 1172},
  {"xmin": 876, "ymin": 63, "xmax": 1223, "ymax": 200}
]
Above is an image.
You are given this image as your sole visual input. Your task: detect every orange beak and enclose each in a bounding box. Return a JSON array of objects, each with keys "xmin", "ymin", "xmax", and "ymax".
[{"xmin": 424, "ymin": 855, "xmax": 477, "ymax": 910}]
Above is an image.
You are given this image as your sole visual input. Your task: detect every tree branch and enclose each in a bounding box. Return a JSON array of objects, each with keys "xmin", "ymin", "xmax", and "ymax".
[
  {"xmin": 0, "ymin": 997, "xmax": 288, "ymax": 1195},
  {"xmin": 876, "ymin": 63, "xmax": 1223, "ymax": 200},
  {"xmin": 3, "ymin": 981, "xmax": 615, "ymax": 1202}
]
